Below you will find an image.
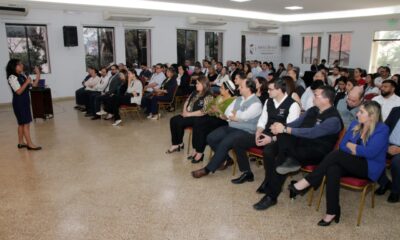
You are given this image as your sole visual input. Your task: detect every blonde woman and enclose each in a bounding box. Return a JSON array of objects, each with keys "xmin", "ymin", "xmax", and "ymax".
[{"xmin": 289, "ymin": 101, "xmax": 389, "ymax": 226}]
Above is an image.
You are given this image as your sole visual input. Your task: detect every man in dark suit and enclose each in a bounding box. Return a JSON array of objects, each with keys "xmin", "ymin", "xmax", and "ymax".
[
  {"xmin": 375, "ymin": 106, "xmax": 400, "ymax": 202},
  {"xmin": 229, "ymin": 62, "xmax": 239, "ymax": 81}
]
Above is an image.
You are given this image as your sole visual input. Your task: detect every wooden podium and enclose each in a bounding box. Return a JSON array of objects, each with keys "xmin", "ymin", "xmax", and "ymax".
[{"xmin": 30, "ymin": 88, "xmax": 54, "ymax": 120}]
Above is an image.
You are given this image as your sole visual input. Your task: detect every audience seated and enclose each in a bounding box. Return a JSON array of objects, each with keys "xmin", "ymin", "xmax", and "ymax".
[
  {"xmin": 374, "ymin": 66, "xmax": 391, "ymax": 88},
  {"xmin": 233, "ymin": 72, "xmax": 247, "ymax": 96},
  {"xmin": 282, "ymin": 75, "xmax": 301, "ymax": 107},
  {"xmin": 142, "ymin": 67, "xmax": 177, "ymax": 120},
  {"xmin": 74, "ymin": 66, "xmax": 100, "ymax": 111},
  {"xmin": 354, "ymin": 68, "xmax": 366, "ymax": 86},
  {"xmin": 212, "ymin": 66, "xmax": 230, "ymax": 94},
  {"xmin": 176, "ymin": 65, "xmax": 191, "ymax": 96},
  {"xmin": 229, "ymin": 62, "xmax": 239, "ymax": 81},
  {"xmin": 231, "ymin": 79, "xmax": 301, "ymax": 185},
  {"xmin": 207, "ymin": 66, "xmax": 218, "ymax": 84},
  {"xmin": 251, "ymin": 86, "xmax": 343, "ymax": 211},
  {"xmin": 328, "ymin": 66, "xmax": 341, "ymax": 87},
  {"xmin": 301, "ymin": 71, "xmax": 326, "ymax": 110},
  {"xmin": 257, "ymin": 62, "xmax": 271, "ymax": 79},
  {"xmin": 191, "ymin": 79, "xmax": 262, "ymax": 178},
  {"xmin": 291, "ymin": 101, "xmax": 389, "ymax": 226},
  {"xmin": 143, "ymin": 63, "xmax": 166, "ymax": 97},
  {"xmin": 310, "ymin": 58, "xmax": 319, "ymax": 72},
  {"xmin": 275, "ymin": 63, "xmax": 287, "ymax": 79},
  {"xmin": 167, "ymin": 76, "xmax": 213, "ymax": 155},
  {"xmin": 337, "ymin": 86, "xmax": 363, "ymax": 128},
  {"xmin": 376, "ymin": 107, "xmax": 400, "ymax": 203},
  {"xmin": 364, "ymin": 73, "xmax": 380, "ymax": 96},
  {"xmin": 255, "ymin": 76, "xmax": 269, "ymax": 105},
  {"xmin": 372, "ymin": 80, "xmax": 400, "ymax": 121},
  {"xmin": 391, "ymin": 74, "xmax": 400, "ymax": 96},
  {"xmin": 243, "ymin": 63, "xmax": 253, "ymax": 79},
  {"xmin": 139, "ymin": 63, "xmax": 152, "ymax": 83}
]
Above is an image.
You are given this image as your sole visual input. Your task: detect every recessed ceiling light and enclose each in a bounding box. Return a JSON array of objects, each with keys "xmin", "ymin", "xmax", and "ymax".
[
  {"xmin": 285, "ymin": 6, "xmax": 303, "ymax": 10},
  {"xmin": 230, "ymin": 0, "xmax": 252, "ymax": 2}
]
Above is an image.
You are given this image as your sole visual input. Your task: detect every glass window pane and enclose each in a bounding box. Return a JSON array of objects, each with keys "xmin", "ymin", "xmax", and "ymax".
[
  {"xmin": 99, "ymin": 28, "xmax": 114, "ymax": 67},
  {"xmin": 177, "ymin": 29, "xmax": 197, "ymax": 65},
  {"xmin": 311, "ymin": 36, "xmax": 321, "ymax": 63},
  {"xmin": 328, "ymin": 34, "xmax": 341, "ymax": 65},
  {"xmin": 83, "ymin": 27, "xmax": 99, "ymax": 69},
  {"xmin": 340, "ymin": 33, "xmax": 352, "ymax": 66},
  {"xmin": 26, "ymin": 25, "xmax": 50, "ymax": 73},
  {"xmin": 205, "ymin": 32, "xmax": 223, "ymax": 62},
  {"xmin": 371, "ymin": 31, "xmax": 400, "ymax": 74},
  {"xmin": 302, "ymin": 36, "xmax": 312, "ymax": 64},
  {"xmin": 374, "ymin": 31, "xmax": 400, "ymax": 40},
  {"xmin": 6, "ymin": 25, "xmax": 29, "ymax": 70},
  {"xmin": 125, "ymin": 29, "xmax": 149, "ymax": 68}
]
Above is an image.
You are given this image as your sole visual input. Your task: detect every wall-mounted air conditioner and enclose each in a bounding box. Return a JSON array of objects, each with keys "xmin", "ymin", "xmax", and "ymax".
[
  {"xmin": 0, "ymin": 5, "xmax": 28, "ymax": 16},
  {"xmin": 248, "ymin": 21, "xmax": 279, "ymax": 31},
  {"xmin": 188, "ymin": 16, "xmax": 227, "ymax": 26},
  {"xmin": 103, "ymin": 11, "xmax": 152, "ymax": 22}
]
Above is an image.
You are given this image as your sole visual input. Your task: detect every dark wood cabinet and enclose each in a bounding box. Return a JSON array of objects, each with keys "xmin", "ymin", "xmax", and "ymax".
[{"xmin": 30, "ymin": 88, "xmax": 54, "ymax": 120}]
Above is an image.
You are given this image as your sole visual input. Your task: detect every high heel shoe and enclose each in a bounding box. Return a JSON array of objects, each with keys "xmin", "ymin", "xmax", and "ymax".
[
  {"xmin": 165, "ymin": 146, "xmax": 181, "ymax": 154},
  {"xmin": 191, "ymin": 154, "xmax": 204, "ymax": 164},
  {"xmin": 317, "ymin": 209, "xmax": 341, "ymax": 226},
  {"xmin": 288, "ymin": 180, "xmax": 310, "ymax": 199}
]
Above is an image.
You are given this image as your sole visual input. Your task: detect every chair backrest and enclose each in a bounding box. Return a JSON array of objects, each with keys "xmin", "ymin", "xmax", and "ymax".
[
  {"xmin": 334, "ymin": 128, "xmax": 346, "ymax": 150},
  {"xmin": 364, "ymin": 93, "xmax": 378, "ymax": 101}
]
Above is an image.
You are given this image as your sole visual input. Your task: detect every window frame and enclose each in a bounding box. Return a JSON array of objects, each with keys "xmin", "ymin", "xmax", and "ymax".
[
  {"xmin": 124, "ymin": 28, "xmax": 151, "ymax": 68},
  {"xmin": 301, "ymin": 35, "xmax": 321, "ymax": 64},
  {"xmin": 328, "ymin": 32, "xmax": 352, "ymax": 66},
  {"xmin": 177, "ymin": 29, "xmax": 198, "ymax": 65},
  {"xmin": 83, "ymin": 26, "xmax": 115, "ymax": 69},
  {"xmin": 205, "ymin": 31, "xmax": 223, "ymax": 62},
  {"xmin": 369, "ymin": 30, "xmax": 400, "ymax": 73},
  {"xmin": 6, "ymin": 23, "xmax": 51, "ymax": 74}
]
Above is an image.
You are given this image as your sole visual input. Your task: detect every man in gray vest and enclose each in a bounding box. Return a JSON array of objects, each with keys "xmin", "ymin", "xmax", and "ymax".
[
  {"xmin": 231, "ymin": 79, "xmax": 301, "ymax": 186},
  {"xmin": 191, "ymin": 79, "xmax": 262, "ymax": 178}
]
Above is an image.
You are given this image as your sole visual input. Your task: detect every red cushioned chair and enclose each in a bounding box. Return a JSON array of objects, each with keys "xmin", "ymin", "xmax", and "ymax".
[{"xmin": 316, "ymin": 176, "xmax": 375, "ymax": 226}]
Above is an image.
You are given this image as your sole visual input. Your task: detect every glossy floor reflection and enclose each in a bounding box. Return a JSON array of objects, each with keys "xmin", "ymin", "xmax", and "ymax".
[{"xmin": 0, "ymin": 100, "xmax": 399, "ymax": 240}]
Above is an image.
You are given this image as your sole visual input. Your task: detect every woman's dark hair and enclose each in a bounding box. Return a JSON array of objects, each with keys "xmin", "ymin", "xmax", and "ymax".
[
  {"xmin": 255, "ymin": 76, "xmax": 268, "ymax": 94},
  {"xmin": 279, "ymin": 63, "xmax": 285, "ymax": 69},
  {"xmin": 347, "ymin": 78, "xmax": 357, "ymax": 87},
  {"xmin": 281, "ymin": 76, "xmax": 296, "ymax": 95},
  {"xmin": 311, "ymin": 80, "xmax": 325, "ymax": 90},
  {"xmin": 244, "ymin": 78, "xmax": 257, "ymax": 94},
  {"xmin": 119, "ymin": 69, "xmax": 129, "ymax": 81},
  {"xmin": 222, "ymin": 66, "xmax": 229, "ymax": 74},
  {"xmin": 244, "ymin": 63, "xmax": 251, "ymax": 75},
  {"xmin": 178, "ymin": 64, "xmax": 188, "ymax": 75},
  {"xmin": 197, "ymin": 75, "xmax": 211, "ymax": 96},
  {"xmin": 366, "ymin": 74, "xmax": 375, "ymax": 87},
  {"xmin": 6, "ymin": 59, "xmax": 21, "ymax": 78},
  {"xmin": 131, "ymin": 69, "xmax": 139, "ymax": 79},
  {"xmin": 167, "ymin": 67, "xmax": 176, "ymax": 77}
]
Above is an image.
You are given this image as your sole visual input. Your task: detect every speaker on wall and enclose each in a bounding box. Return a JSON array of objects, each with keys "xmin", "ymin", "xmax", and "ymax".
[
  {"xmin": 281, "ymin": 34, "xmax": 290, "ymax": 47},
  {"xmin": 63, "ymin": 26, "xmax": 78, "ymax": 47}
]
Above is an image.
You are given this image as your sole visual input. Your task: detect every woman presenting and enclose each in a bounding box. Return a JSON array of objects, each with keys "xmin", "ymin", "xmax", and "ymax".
[{"xmin": 6, "ymin": 59, "xmax": 42, "ymax": 150}]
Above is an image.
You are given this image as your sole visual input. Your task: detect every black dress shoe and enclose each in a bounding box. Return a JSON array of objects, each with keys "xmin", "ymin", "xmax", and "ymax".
[
  {"xmin": 375, "ymin": 181, "xmax": 392, "ymax": 195},
  {"xmin": 253, "ymin": 195, "xmax": 277, "ymax": 211},
  {"xmin": 288, "ymin": 180, "xmax": 310, "ymax": 199},
  {"xmin": 317, "ymin": 209, "xmax": 341, "ymax": 226},
  {"xmin": 387, "ymin": 192, "xmax": 399, "ymax": 203},
  {"xmin": 256, "ymin": 179, "xmax": 268, "ymax": 194},
  {"xmin": 191, "ymin": 154, "xmax": 204, "ymax": 164},
  {"xmin": 17, "ymin": 144, "xmax": 28, "ymax": 149},
  {"xmin": 231, "ymin": 172, "xmax": 254, "ymax": 184},
  {"xmin": 91, "ymin": 115, "xmax": 101, "ymax": 120},
  {"xmin": 27, "ymin": 146, "xmax": 42, "ymax": 151}
]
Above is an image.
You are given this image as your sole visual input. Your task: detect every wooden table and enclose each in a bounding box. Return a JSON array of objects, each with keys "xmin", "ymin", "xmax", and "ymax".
[{"xmin": 30, "ymin": 87, "xmax": 54, "ymax": 120}]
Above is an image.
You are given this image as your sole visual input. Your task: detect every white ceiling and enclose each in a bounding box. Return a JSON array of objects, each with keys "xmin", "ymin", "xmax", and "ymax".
[{"xmin": 145, "ymin": 0, "xmax": 400, "ymax": 14}]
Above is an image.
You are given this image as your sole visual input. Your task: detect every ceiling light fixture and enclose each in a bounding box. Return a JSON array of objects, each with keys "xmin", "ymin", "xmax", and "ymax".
[
  {"xmin": 285, "ymin": 6, "xmax": 303, "ymax": 10},
  {"xmin": 230, "ymin": 0, "xmax": 252, "ymax": 2}
]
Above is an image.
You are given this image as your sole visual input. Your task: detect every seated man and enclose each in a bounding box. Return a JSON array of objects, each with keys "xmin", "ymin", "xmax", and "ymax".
[
  {"xmin": 191, "ymin": 79, "xmax": 262, "ymax": 178},
  {"xmin": 375, "ymin": 107, "xmax": 400, "ymax": 202},
  {"xmin": 231, "ymin": 79, "xmax": 301, "ymax": 187},
  {"xmin": 336, "ymin": 86, "xmax": 363, "ymax": 128},
  {"xmin": 143, "ymin": 63, "xmax": 166, "ymax": 97},
  {"xmin": 253, "ymin": 86, "xmax": 343, "ymax": 210},
  {"xmin": 84, "ymin": 66, "xmax": 110, "ymax": 118},
  {"xmin": 372, "ymin": 80, "xmax": 400, "ymax": 121}
]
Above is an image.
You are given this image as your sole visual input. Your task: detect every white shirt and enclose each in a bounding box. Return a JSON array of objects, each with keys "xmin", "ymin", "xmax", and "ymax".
[
  {"xmin": 257, "ymin": 94, "xmax": 301, "ymax": 129},
  {"xmin": 84, "ymin": 76, "xmax": 101, "ymax": 91},
  {"xmin": 8, "ymin": 75, "xmax": 21, "ymax": 92},
  {"xmin": 373, "ymin": 94, "xmax": 400, "ymax": 121},
  {"xmin": 127, "ymin": 79, "xmax": 143, "ymax": 105},
  {"xmin": 301, "ymin": 86, "xmax": 315, "ymax": 111},
  {"xmin": 94, "ymin": 75, "xmax": 110, "ymax": 92},
  {"xmin": 224, "ymin": 94, "xmax": 262, "ymax": 121},
  {"xmin": 328, "ymin": 74, "xmax": 340, "ymax": 87},
  {"xmin": 364, "ymin": 86, "xmax": 380, "ymax": 96},
  {"xmin": 146, "ymin": 72, "xmax": 166, "ymax": 92},
  {"xmin": 374, "ymin": 76, "xmax": 391, "ymax": 88},
  {"xmin": 214, "ymin": 74, "xmax": 230, "ymax": 86},
  {"xmin": 176, "ymin": 74, "xmax": 182, "ymax": 86}
]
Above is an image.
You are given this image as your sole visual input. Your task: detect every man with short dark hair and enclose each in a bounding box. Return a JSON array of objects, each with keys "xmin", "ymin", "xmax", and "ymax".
[
  {"xmin": 373, "ymin": 79, "xmax": 400, "ymax": 121},
  {"xmin": 252, "ymin": 85, "xmax": 343, "ymax": 211},
  {"xmin": 139, "ymin": 63, "xmax": 152, "ymax": 82},
  {"xmin": 374, "ymin": 66, "xmax": 391, "ymax": 88},
  {"xmin": 229, "ymin": 62, "xmax": 239, "ymax": 81},
  {"xmin": 231, "ymin": 79, "xmax": 301, "ymax": 185},
  {"xmin": 94, "ymin": 64, "xmax": 121, "ymax": 118}
]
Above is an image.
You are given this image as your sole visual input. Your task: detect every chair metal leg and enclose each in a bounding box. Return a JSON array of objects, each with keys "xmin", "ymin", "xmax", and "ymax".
[
  {"xmin": 357, "ymin": 185, "xmax": 369, "ymax": 226},
  {"xmin": 371, "ymin": 183, "xmax": 375, "ymax": 208},
  {"xmin": 187, "ymin": 129, "xmax": 192, "ymax": 155},
  {"xmin": 308, "ymin": 188, "xmax": 314, "ymax": 207},
  {"xmin": 229, "ymin": 150, "xmax": 237, "ymax": 176},
  {"xmin": 316, "ymin": 176, "xmax": 326, "ymax": 211}
]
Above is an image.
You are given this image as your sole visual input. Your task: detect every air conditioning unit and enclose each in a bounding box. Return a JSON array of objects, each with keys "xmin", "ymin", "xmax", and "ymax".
[
  {"xmin": 188, "ymin": 17, "xmax": 227, "ymax": 26},
  {"xmin": 0, "ymin": 5, "xmax": 28, "ymax": 16},
  {"xmin": 248, "ymin": 21, "xmax": 279, "ymax": 31},
  {"xmin": 103, "ymin": 11, "xmax": 152, "ymax": 22}
]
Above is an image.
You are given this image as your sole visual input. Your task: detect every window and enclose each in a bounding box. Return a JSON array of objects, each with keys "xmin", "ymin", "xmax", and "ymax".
[
  {"xmin": 370, "ymin": 31, "xmax": 400, "ymax": 74},
  {"xmin": 125, "ymin": 29, "xmax": 151, "ymax": 68},
  {"xmin": 6, "ymin": 24, "xmax": 50, "ymax": 73},
  {"xmin": 177, "ymin": 29, "xmax": 197, "ymax": 65},
  {"xmin": 205, "ymin": 32, "xmax": 223, "ymax": 62},
  {"xmin": 83, "ymin": 27, "xmax": 114, "ymax": 69},
  {"xmin": 301, "ymin": 35, "xmax": 321, "ymax": 64},
  {"xmin": 328, "ymin": 33, "xmax": 352, "ymax": 66}
]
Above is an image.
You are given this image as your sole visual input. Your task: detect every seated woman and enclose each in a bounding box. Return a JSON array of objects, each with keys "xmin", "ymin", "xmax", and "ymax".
[
  {"xmin": 282, "ymin": 75, "xmax": 302, "ymax": 107},
  {"xmin": 212, "ymin": 66, "xmax": 230, "ymax": 94},
  {"xmin": 142, "ymin": 67, "xmax": 178, "ymax": 120},
  {"xmin": 207, "ymin": 67, "xmax": 218, "ymax": 84},
  {"xmin": 103, "ymin": 69, "xmax": 129, "ymax": 120},
  {"xmin": 364, "ymin": 74, "xmax": 380, "ymax": 96},
  {"xmin": 167, "ymin": 76, "xmax": 213, "ymax": 154},
  {"xmin": 289, "ymin": 101, "xmax": 389, "ymax": 226},
  {"xmin": 109, "ymin": 70, "xmax": 143, "ymax": 126},
  {"xmin": 333, "ymin": 77, "xmax": 347, "ymax": 106},
  {"xmin": 188, "ymin": 80, "xmax": 237, "ymax": 163},
  {"xmin": 255, "ymin": 76, "xmax": 269, "ymax": 105},
  {"xmin": 176, "ymin": 65, "xmax": 190, "ymax": 96}
]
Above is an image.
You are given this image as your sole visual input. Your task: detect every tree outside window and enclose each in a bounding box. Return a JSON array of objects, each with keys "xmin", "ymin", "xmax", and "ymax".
[{"xmin": 83, "ymin": 27, "xmax": 114, "ymax": 69}]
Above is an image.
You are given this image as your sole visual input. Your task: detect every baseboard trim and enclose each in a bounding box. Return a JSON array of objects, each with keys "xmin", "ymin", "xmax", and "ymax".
[{"xmin": 0, "ymin": 96, "xmax": 75, "ymax": 108}]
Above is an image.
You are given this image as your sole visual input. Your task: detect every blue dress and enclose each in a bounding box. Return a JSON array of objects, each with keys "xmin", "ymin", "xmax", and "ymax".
[{"xmin": 9, "ymin": 74, "xmax": 32, "ymax": 125}]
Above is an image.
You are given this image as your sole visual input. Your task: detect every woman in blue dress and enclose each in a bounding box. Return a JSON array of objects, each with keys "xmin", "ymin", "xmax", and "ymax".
[{"xmin": 6, "ymin": 59, "xmax": 42, "ymax": 150}]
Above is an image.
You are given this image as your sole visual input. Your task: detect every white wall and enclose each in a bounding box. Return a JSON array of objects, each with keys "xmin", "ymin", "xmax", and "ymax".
[
  {"xmin": 281, "ymin": 18, "xmax": 400, "ymax": 74},
  {"xmin": 0, "ymin": 8, "xmax": 252, "ymax": 104}
]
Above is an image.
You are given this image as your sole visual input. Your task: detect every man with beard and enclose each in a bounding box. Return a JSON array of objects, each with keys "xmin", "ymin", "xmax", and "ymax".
[{"xmin": 373, "ymin": 80, "xmax": 400, "ymax": 121}]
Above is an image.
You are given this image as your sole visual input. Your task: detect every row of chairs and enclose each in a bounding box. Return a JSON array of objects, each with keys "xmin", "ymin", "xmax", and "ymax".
[{"xmin": 185, "ymin": 127, "xmax": 377, "ymax": 226}]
